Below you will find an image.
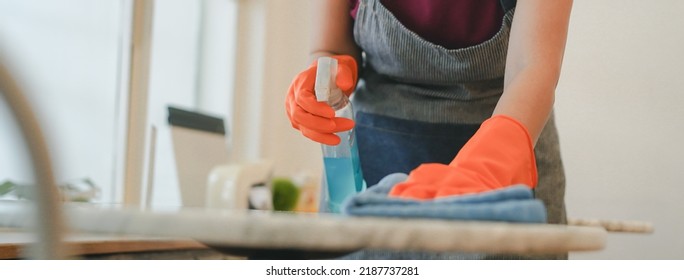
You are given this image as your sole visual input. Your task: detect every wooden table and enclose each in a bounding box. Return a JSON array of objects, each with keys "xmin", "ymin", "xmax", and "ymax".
[{"xmin": 0, "ymin": 228, "xmax": 213, "ymax": 259}]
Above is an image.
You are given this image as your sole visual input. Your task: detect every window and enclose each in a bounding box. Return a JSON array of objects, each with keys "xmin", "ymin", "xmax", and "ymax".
[
  {"xmin": 0, "ymin": 0, "xmax": 126, "ymax": 203},
  {"xmin": 144, "ymin": 0, "xmax": 237, "ymax": 208},
  {"xmin": 0, "ymin": 0, "xmax": 237, "ymax": 207}
]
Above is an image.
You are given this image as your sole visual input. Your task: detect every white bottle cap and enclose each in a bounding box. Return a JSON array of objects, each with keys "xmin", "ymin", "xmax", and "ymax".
[{"xmin": 314, "ymin": 57, "xmax": 338, "ymax": 102}]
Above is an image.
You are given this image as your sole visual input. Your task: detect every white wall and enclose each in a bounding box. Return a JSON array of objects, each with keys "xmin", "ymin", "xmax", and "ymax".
[
  {"xmin": 557, "ymin": 0, "xmax": 684, "ymax": 259},
  {"xmin": 259, "ymin": 0, "xmax": 322, "ymax": 179},
  {"xmin": 245, "ymin": 0, "xmax": 684, "ymax": 259},
  {"xmin": 231, "ymin": 0, "xmax": 322, "ymax": 179}
]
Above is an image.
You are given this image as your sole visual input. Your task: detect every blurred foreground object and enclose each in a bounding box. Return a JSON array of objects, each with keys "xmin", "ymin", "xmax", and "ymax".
[{"xmin": 0, "ymin": 58, "xmax": 67, "ymax": 259}]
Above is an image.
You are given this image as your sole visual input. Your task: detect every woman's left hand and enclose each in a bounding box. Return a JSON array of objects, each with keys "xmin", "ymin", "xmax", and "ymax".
[{"xmin": 389, "ymin": 115, "xmax": 538, "ymax": 199}]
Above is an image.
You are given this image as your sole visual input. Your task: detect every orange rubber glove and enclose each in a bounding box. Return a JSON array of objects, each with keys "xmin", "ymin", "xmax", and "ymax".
[
  {"xmin": 389, "ymin": 115, "xmax": 538, "ymax": 199},
  {"xmin": 285, "ymin": 55, "xmax": 358, "ymax": 145}
]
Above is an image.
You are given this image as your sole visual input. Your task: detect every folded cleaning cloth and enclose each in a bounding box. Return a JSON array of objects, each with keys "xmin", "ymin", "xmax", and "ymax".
[{"xmin": 342, "ymin": 173, "xmax": 547, "ymax": 223}]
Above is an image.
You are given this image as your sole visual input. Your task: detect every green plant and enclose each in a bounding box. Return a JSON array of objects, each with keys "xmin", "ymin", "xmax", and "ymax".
[
  {"xmin": 0, "ymin": 178, "xmax": 99, "ymax": 202},
  {"xmin": 271, "ymin": 178, "xmax": 300, "ymax": 211},
  {"xmin": 0, "ymin": 181, "xmax": 14, "ymax": 196}
]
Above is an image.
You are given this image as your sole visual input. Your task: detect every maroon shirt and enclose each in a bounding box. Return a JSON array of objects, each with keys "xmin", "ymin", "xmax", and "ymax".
[{"xmin": 350, "ymin": 0, "xmax": 504, "ymax": 49}]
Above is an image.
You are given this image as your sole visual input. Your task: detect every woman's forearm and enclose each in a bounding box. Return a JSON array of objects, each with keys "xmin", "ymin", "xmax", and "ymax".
[
  {"xmin": 494, "ymin": 66, "xmax": 557, "ymax": 144},
  {"xmin": 496, "ymin": 0, "xmax": 573, "ymax": 144},
  {"xmin": 310, "ymin": 0, "xmax": 362, "ymax": 64}
]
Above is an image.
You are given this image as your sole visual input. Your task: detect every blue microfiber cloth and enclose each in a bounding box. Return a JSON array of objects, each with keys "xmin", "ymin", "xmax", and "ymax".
[{"xmin": 342, "ymin": 173, "xmax": 547, "ymax": 223}]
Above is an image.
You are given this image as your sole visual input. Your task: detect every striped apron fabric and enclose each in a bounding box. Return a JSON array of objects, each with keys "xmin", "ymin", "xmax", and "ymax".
[{"xmin": 342, "ymin": 0, "xmax": 568, "ymax": 259}]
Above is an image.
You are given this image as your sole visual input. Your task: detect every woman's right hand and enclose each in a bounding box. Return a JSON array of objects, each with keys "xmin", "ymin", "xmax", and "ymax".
[{"xmin": 285, "ymin": 55, "xmax": 358, "ymax": 145}]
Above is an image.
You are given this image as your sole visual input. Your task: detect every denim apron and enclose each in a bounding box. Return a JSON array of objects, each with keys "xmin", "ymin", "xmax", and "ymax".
[{"xmin": 344, "ymin": 0, "xmax": 567, "ymax": 259}]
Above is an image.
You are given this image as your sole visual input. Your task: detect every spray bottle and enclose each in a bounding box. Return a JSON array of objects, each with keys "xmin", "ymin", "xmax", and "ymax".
[{"xmin": 314, "ymin": 57, "xmax": 366, "ymax": 213}]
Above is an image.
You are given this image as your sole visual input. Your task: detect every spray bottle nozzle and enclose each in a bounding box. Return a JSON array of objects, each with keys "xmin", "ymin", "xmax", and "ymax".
[{"xmin": 314, "ymin": 57, "xmax": 338, "ymax": 102}]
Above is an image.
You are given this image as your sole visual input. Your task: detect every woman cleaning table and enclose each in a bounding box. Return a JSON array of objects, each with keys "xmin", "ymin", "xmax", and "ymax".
[{"xmin": 285, "ymin": 0, "xmax": 573, "ymax": 259}]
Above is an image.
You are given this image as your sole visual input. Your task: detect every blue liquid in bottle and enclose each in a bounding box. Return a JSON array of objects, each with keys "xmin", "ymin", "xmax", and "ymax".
[
  {"xmin": 315, "ymin": 57, "xmax": 366, "ymax": 213},
  {"xmin": 322, "ymin": 131, "xmax": 365, "ymax": 212}
]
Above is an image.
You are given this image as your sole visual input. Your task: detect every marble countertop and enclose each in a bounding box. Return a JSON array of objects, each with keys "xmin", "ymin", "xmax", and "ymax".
[{"xmin": 0, "ymin": 202, "xmax": 610, "ymax": 256}]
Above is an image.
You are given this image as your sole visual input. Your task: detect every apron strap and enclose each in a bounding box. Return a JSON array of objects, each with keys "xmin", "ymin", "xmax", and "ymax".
[{"xmin": 500, "ymin": 0, "xmax": 517, "ymax": 12}]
